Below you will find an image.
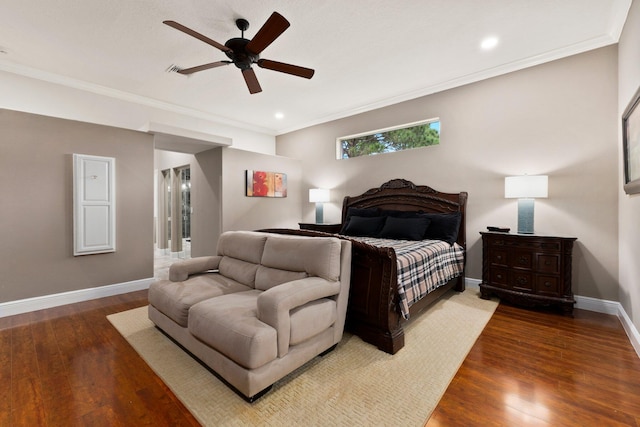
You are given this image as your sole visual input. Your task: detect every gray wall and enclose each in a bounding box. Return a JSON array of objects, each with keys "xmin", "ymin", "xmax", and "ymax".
[
  {"xmin": 618, "ymin": 0, "xmax": 640, "ymax": 331},
  {"xmin": 154, "ymin": 147, "xmax": 302, "ymax": 256},
  {"xmin": 221, "ymin": 148, "xmax": 302, "ymax": 234},
  {"xmin": 192, "ymin": 148, "xmax": 223, "ymax": 257},
  {"xmin": 153, "ymin": 149, "xmax": 223, "ymax": 257},
  {"xmin": 0, "ymin": 109, "xmax": 154, "ymax": 303},
  {"xmin": 276, "ymin": 46, "xmax": 619, "ymax": 301}
]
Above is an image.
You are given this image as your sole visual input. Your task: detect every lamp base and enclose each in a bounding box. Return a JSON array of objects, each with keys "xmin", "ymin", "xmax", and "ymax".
[
  {"xmin": 517, "ymin": 198, "xmax": 535, "ymax": 234},
  {"xmin": 315, "ymin": 203, "xmax": 324, "ymax": 224}
]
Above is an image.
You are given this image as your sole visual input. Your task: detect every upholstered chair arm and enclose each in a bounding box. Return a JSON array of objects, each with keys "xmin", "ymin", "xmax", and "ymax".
[
  {"xmin": 257, "ymin": 277, "xmax": 340, "ymax": 357},
  {"xmin": 168, "ymin": 256, "xmax": 222, "ymax": 282}
]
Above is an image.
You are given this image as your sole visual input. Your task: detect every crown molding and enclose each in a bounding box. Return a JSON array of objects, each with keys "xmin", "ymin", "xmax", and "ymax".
[
  {"xmin": 275, "ymin": 34, "xmax": 619, "ymax": 135},
  {"xmin": 0, "ymin": 60, "xmax": 275, "ymax": 136}
]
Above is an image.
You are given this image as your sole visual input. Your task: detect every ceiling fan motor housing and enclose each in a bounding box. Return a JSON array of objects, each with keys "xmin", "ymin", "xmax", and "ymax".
[{"xmin": 224, "ymin": 38, "xmax": 258, "ymax": 70}]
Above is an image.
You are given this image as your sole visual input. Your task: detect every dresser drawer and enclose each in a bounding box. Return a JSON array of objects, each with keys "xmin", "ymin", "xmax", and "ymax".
[
  {"xmin": 536, "ymin": 276, "xmax": 560, "ymax": 296},
  {"xmin": 489, "ymin": 267, "xmax": 509, "ymax": 287},
  {"xmin": 510, "ymin": 271, "xmax": 534, "ymax": 292},
  {"xmin": 537, "ymin": 254, "xmax": 560, "ymax": 274},
  {"xmin": 489, "ymin": 249, "xmax": 508, "ymax": 266},
  {"xmin": 512, "ymin": 250, "xmax": 533, "ymax": 270}
]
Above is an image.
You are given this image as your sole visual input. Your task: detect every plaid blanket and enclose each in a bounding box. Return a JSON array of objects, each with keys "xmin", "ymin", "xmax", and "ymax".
[{"xmin": 345, "ymin": 237, "xmax": 465, "ymax": 319}]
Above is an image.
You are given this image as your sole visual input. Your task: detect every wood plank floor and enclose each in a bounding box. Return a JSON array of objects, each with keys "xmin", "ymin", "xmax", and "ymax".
[
  {"xmin": 426, "ymin": 303, "xmax": 640, "ymax": 427},
  {"xmin": 1, "ymin": 291, "xmax": 639, "ymax": 426},
  {"xmin": 0, "ymin": 290, "xmax": 200, "ymax": 427}
]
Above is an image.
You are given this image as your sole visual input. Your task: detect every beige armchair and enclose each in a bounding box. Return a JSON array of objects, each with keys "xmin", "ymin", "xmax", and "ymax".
[{"xmin": 148, "ymin": 231, "xmax": 352, "ymax": 401}]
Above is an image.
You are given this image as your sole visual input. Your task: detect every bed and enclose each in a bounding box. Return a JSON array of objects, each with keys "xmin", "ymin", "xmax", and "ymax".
[{"xmin": 262, "ymin": 178, "xmax": 467, "ymax": 354}]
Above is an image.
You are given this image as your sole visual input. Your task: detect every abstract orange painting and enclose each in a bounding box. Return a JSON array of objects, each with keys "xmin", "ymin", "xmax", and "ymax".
[{"xmin": 246, "ymin": 170, "xmax": 287, "ymax": 197}]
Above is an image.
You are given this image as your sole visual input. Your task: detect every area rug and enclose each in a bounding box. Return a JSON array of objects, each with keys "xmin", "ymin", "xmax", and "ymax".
[{"xmin": 107, "ymin": 288, "xmax": 498, "ymax": 426}]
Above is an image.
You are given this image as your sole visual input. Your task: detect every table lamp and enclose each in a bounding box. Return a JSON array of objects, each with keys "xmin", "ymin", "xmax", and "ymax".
[
  {"xmin": 309, "ymin": 188, "xmax": 330, "ymax": 224},
  {"xmin": 505, "ymin": 175, "xmax": 548, "ymax": 234}
]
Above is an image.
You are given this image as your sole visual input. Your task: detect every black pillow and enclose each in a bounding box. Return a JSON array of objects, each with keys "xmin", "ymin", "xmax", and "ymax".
[
  {"xmin": 341, "ymin": 215, "xmax": 386, "ymax": 237},
  {"xmin": 340, "ymin": 207, "xmax": 380, "ymax": 234},
  {"xmin": 422, "ymin": 212, "xmax": 462, "ymax": 245},
  {"xmin": 380, "ymin": 209, "xmax": 424, "ymax": 219},
  {"xmin": 378, "ymin": 216, "xmax": 431, "ymax": 240}
]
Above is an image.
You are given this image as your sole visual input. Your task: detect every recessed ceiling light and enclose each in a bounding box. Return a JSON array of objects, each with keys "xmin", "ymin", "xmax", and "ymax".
[
  {"xmin": 275, "ymin": 112, "xmax": 284, "ymax": 120},
  {"xmin": 480, "ymin": 36, "xmax": 499, "ymax": 50}
]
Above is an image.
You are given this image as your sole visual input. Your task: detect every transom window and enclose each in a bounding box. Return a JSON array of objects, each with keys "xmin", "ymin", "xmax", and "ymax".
[{"xmin": 337, "ymin": 119, "xmax": 440, "ymax": 159}]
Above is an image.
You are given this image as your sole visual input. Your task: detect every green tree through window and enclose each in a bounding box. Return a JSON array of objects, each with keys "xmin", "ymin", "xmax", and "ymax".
[{"xmin": 338, "ymin": 120, "xmax": 440, "ymax": 159}]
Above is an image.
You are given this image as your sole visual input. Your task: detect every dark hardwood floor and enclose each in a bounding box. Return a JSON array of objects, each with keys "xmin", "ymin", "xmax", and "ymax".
[
  {"xmin": 426, "ymin": 303, "xmax": 640, "ymax": 427},
  {"xmin": 2, "ymin": 290, "xmax": 639, "ymax": 426},
  {"xmin": 0, "ymin": 290, "xmax": 200, "ymax": 427}
]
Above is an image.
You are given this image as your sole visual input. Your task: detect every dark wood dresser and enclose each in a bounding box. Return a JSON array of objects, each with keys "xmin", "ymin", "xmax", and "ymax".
[{"xmin": 480, "ymin": 231, "xmax": 577, "ymax": 314}]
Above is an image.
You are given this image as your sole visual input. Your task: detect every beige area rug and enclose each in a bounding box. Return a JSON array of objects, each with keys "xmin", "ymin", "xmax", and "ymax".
[{"xmin": 107, "ymin": 288, "xmax": 498, "ymax": 427}]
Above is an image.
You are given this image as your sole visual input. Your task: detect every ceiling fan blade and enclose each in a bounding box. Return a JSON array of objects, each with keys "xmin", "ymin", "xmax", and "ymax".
[
  {"xmin": 245, "ymin": 12, "xmax": 290, "ymax": 55},
  {"xmin": 177, "ymin": 61, "xmax": 230, "ymax": 75},
  {"xmin": 163, "ymin": 20, "xmax": 231, "ymax": 53},
  {"xmin": 257, "ymin": 59, "xmax": 315, "ymax": 79},
  {"xmin": 242, "ymin": 68, "xmax": 262, "ymax": 94}
]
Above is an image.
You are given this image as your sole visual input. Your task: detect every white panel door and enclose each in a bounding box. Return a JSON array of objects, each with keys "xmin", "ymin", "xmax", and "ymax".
[{"xmin": 73, "ymin": 154, "xmax": 116, "ymax": 255}]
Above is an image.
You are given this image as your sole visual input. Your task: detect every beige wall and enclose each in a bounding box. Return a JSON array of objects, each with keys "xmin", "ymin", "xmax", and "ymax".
[
  {"xmin": 221, "ymin": 148, "xmax": 302, "ymax": 234},
  {"xmin": 276, "ymin": 46, "xmax": 619, "ymax": 301},
  {"xmin": 153, "ymin": 147, "xmax": 301, "ymax": 256},
  {"xmin": 153, "ymin": 149, "xmax": 223, "ymax": 258},
  {"xmin": 618, "ymin": 1, "xmax": 640, "ymax": 331},
  {"xmin": 192, "ymin": 148, "xmax": 223, "ymax": 256},
  {"xmin": 0, "ymin": 109, "xmax": 154, "ymax": 303}
]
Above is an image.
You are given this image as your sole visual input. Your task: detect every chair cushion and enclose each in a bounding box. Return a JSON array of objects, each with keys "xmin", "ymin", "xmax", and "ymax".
[
  {"xmin": 255, "ymin": 265, "xmax": 308, "ymax": 291},
  {"xmin": 217, "ymin": 231, "xmax": 268, "ymax": 263},
  {"xmin": 289, "ymin": 299, "xmax": 336, "ymax": 345},
  {"xmin": 188, "ymin": 290, "xmax": 277, "ymax": 370},
  {"xmin": 148, "ymin": 275, "xmax": 252, "ymax": 327},
  {"xmin": 261, "ymin": 235, "xmax": 342, "ymax": 282},
  {"xmin": 218, "ymin": 256, "xmax": 260, "ymax": 287}
]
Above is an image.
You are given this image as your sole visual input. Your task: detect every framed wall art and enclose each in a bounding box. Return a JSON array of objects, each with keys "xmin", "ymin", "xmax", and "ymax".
[
  {"xmin": 245, "ymin": 170, "xmax": 287, "ymax": 197},
  {"xmin": 622, "ymin": 85, "xmax": 640, "ymax": 195}
]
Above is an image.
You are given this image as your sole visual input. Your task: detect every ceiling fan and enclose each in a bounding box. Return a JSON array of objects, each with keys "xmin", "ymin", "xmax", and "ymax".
[{"xmin": 164, "ymin": 12, "xmax": 315, "ymax": 94}]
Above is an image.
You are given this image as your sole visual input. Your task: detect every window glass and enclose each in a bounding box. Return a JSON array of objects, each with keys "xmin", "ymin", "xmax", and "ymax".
[{"xmin": 337, "ymin": 119, "xmax": 440, "ymax": 159}]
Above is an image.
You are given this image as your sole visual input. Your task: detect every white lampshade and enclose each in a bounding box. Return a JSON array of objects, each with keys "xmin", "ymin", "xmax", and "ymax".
[
  {"xmin": 505, "ymin": 175, "xmax": 548, "ymax": 199},
  {"xmin": 309, "ymin": 188, "xmax": 330, "ymax": 203}
]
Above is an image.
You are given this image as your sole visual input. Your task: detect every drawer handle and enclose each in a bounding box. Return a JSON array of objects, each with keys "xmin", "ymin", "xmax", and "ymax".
[
  {"xmin": 496, "ymin": 255, "xmax": 502, "ymax": 260},
  {"xmin": 516, "ymin": 277, "xmax": 528, "ymax": 285},
  {"xmin": 544, "ymin": 281, "xmax": 552, "ymax": 288},
  {"xmin": 518, "ymin": 256, "xmax": 528, "ymax": 264},
  {"xmin": 496, "ymin": 274, "xmax": 503, "ymax": 280}
]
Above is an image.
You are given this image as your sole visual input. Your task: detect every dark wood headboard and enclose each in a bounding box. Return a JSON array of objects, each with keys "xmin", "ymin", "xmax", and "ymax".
[{"xmin": 341, "ymin": 179, "xmax": 468, "ymax": 248}]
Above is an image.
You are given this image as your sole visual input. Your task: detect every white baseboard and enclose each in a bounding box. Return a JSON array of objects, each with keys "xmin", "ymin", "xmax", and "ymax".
[
  {"xmin": 465, "ymin": 277, "xmax": 481, "ymax": 289},
  {"xmin": 575, "ymin": 295, "xmax": 640, "ymax": 358},
  {"xmin": 0, "ymin": 277, "xmax": 154, "ymax": 318}
]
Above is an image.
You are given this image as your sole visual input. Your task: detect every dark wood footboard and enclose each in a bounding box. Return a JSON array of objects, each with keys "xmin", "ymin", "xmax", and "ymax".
[
  {"xmin": 345, "ymin": 240, "xmax": 403, "ymax": 353},
  {"xmin": 346, "ymin": 239, "xmax": 464, "ymax": 354}
]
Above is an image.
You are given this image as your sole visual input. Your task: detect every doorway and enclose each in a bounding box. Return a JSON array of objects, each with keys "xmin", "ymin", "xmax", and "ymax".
[{"xmin": 157, "ymin": 166, "xmax": 191, "ymax": 259}]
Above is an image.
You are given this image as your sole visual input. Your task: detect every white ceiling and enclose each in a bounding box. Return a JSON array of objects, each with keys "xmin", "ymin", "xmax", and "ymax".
[{"xmin": 0, "ymin": 0, "xmax": 632, "ymax": 136}]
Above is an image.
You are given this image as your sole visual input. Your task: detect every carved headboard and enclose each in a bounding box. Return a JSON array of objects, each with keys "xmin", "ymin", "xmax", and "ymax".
[{"xmin": 341, "ymin": 179, "xmax": 468, "ymax": 248}]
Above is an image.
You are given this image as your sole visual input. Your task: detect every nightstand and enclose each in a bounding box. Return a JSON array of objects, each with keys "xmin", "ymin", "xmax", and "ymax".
[
  {"xmin": 298, "ymin": 223, "xmax": 341, "ymax": 233},
  {"xmin": 479, "ymin": 231, "xmax": 577, "ymax": 314}
]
